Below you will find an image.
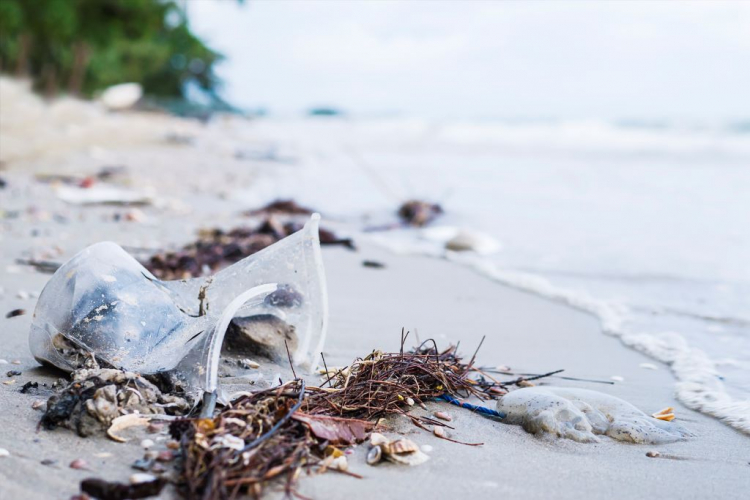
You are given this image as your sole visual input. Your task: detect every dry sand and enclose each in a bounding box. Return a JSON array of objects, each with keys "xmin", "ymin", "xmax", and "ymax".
[{"xmin": 1, "ymin": 78, "xmax": 748, "ymax": 499}]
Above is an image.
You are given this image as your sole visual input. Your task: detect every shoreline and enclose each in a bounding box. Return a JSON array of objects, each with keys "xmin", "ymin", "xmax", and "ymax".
[{"xmin": 1, "ymin": 79, "xmax": 748, "ymax": 499}]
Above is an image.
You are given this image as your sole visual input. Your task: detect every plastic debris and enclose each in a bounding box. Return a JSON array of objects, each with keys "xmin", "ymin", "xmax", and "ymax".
[{"xmin": 30, "ymin": 215, "xmax": 329, "ymax": 405}]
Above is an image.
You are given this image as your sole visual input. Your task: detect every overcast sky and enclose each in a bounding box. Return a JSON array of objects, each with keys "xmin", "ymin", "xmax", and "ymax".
[{"xmin": 189, "ymin": 0, "xmax": 750, "ymax": 120}]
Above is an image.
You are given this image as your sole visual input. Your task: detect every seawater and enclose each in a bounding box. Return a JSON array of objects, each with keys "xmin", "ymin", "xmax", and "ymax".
[{"xmin": 229, "ymin": 116, "xmax": 750, "ymax": 433}]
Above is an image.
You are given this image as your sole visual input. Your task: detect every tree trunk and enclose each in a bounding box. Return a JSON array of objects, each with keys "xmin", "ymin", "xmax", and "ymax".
[
  {"xmin": 42, "ymin": 63, "xmax": 58, "ymax": 98},
  {"xmin": 15, "ymin": 33, "xmax": 31, "ymax": 76},
  {"xmin": 67, "ymin": 41, "xmax": 91, "ymax": 96}
]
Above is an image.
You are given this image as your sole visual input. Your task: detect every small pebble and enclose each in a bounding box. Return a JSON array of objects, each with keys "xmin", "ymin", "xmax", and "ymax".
[
  {"xmin": 140, "ymin": 439, "xmax": 154, "ymax": 449},
  {"xmin": 421, "ymin": 444, "xmax": 434, "ymax": 453},
  {"xmin": 130, "ymin": 473, "xmax": 156, "ymax": 484},
  {"xmin": 3, "ymin": 379, "xmax": 16, "ymax": 385},
  {"xmin": 240, "ymin": 359, "xmax": 260, "ymax": 369},
  {"xmin": 31, "ymin": 400, "xmax": 46, "ymax": 410},
  {"xmin": 0, "ymin": 448, "xmax": 9, "ymax": 458},
  {"xmin": 639, "ymin": 363, "xmax": 659, "ymax": 370},
  {"xmin": 69, "ymin": 458, "xmax": 89, "ymax": 470},
  {"xmin": 517, "ymin": 380, "xmax": 535, "ymax": 387},
  {"xmin": 6, "ymin": 370, "xmax": 21, "ymax": 377},
  {"xmin": 40, "ymin": 459, "xmax": 56, "ymax": 466},
  {"xmin": 433, "ymin": 426, "xmax": 446, "ymax": 438},
  {"xmin": 132, "ymin": 458, "xmax": 153, "ymax": 471},
  {"xmin": 434, "ymin": 411, "xmax": 452, "ymax": 422},
  {"xmin": 94, "ymin": 452, "xmax": 112, "ymax": 458},
  {"xmin": 166, "ymin": 440, "xmax": 180, "ymax": 450},
  {"xmin": 405, "ymin": 397, "xmax": 415, "ymax": 406},
  {"xmin": 144, "ymin": 451, "xmax": 158, "ymax": 460},
  {"xmin": 646, "ymin": 451, "xmax": 660, "ymax": 458},
  {"xmin": 16, "ymin": 291, "xmax": 29, "ymax": 300}
]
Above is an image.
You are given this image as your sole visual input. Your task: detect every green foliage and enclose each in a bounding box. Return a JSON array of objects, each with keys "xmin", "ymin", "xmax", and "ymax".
[{"xmin": 0, "ymin": 0, "xmax": 225, "ymax": 100}]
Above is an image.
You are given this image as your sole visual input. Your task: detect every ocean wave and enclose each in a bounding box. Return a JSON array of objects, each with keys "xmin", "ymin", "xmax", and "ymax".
[{"xmin": 368, "ymin": 232, "xmax": 750, "ymax": 435}]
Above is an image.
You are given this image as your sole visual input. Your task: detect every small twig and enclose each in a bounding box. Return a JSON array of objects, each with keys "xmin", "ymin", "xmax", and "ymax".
[
  {"xmin": 467, "ymin": 335, "xmax": 485, "ymax": 370},
  {"xmin": 285, "ymin": 340, "xmax": 297, "ymax": 380},
  {"xmin": 320, "ymin": 353, "xmax": 331, "ymax": 388},
  {"xmin": 500, "ymin": 369, "xmax": 564, "ymax": 386}
]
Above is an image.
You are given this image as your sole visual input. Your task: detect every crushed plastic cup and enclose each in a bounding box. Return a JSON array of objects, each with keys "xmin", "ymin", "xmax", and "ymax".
[{"xmin": 29, "ymin": 214, "xmax": 328, "ymax": 409}]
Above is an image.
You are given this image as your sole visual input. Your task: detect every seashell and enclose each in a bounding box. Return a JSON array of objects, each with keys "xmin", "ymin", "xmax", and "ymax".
[
  {"xmin": 651, "ymin": 407, "xmax": 675, "ymax": 421},
  {"xmin": 129, "ymin": 473, "xmax": 156, "ymax": 484},
  {"xmin": 366, "ymin": 445, "xmax": 382, "ymax": 465},
  {"xmin": 384, "ymin": 448, "xmax": 430, "ymax": 466},
  {"xmin": 107, "ymin": 413, "xmax": 150, "ymax": 442},
  {"xmin": 386, "ymin": 438, "xmax": 420, "ymax": 455},
  {"xmin": 517, "ymin": 380, "xmax": 535, "ymax": 387},
  {"xmin": 646, "ymin": 451, "xmax": 660, "ymax": 458},
  {"xmin": 369, "ymin": 432, "xmax": 389, "ymax": 447},
  {"xmin": 434, "ymin": 411, "xmax": 452, "ymax": 422}
]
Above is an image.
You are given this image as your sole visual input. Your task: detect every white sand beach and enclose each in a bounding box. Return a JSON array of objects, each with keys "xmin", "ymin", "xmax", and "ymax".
[{"xmin": 1, "ymin": 79, "xmax": 748, "ymax": 499}]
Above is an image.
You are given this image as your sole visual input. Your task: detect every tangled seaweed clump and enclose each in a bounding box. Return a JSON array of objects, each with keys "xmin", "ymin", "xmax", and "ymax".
[
  {"xmin": 171, "ymin": 338, "xmax": 500, "ymax": 500},
  {"xmin": 145, "ymin": 215, "xmax": 353, "ymax": 280}
]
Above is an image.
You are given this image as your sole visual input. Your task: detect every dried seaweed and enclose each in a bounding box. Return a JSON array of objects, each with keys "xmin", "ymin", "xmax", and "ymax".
[
  {"xmin": 173, "ymin": 336, "xmax": 508, "ymax": 500},
  {"xmin": 80, "ymin": 476, "xmax": 166, "ymax": 500},
  {"xmin": 145, "ymin": 215, "xmax": 352, "ymax": 280}
]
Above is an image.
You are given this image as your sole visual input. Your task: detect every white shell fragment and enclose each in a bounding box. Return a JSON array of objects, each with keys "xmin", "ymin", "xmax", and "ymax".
[{"xmin": 107, "ymin": 413, "xmax": 150, "ymax": 443}]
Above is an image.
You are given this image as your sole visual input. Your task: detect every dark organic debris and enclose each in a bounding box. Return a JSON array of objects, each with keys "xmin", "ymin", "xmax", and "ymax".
[
  {"xmin": 80, "ymin": 477, "xmax": 166, "ymax": 500},
  {"xmin": 172, "ymin": 336, "xmax": 512, "ymax": 500},
  {"xmin": 362, "ymin": 260, "xmax": 385, "ymax": 269},
  {"xmin": 7, "ymin": 370, "xmax": 22, "ymax": 377},
  {"xmin": 20, "ymin": 381, "xmax": 39, "ymax": 394},
  {"xmin": 398, "ymin": 200, "xmax": 443, "ymax": 227},
  {"xmin": 5, "ymin": 308, "xmax": 26, "ymax": 319},
  {"xmin": 244, "ymin": 199, "xmax": 313, "ymax": 217},
  {"xmin": 145, "ymin": 215, "xmax": 352, "ymax": 280},
  {"xmin": 41, "ymin": 368, "xmax": 190, "ymax": 438}
]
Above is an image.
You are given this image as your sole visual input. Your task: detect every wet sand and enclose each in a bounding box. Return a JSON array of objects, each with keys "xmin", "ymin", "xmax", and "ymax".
[{"xmin": 1, "ymin": 78, "xmax": 748, "ymax": 499}]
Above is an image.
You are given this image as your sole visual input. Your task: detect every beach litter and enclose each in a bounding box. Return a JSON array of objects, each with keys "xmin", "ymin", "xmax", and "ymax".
[{"xmin": 30, "ymin": 215, "xmax": 329, "ymax": 414}]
